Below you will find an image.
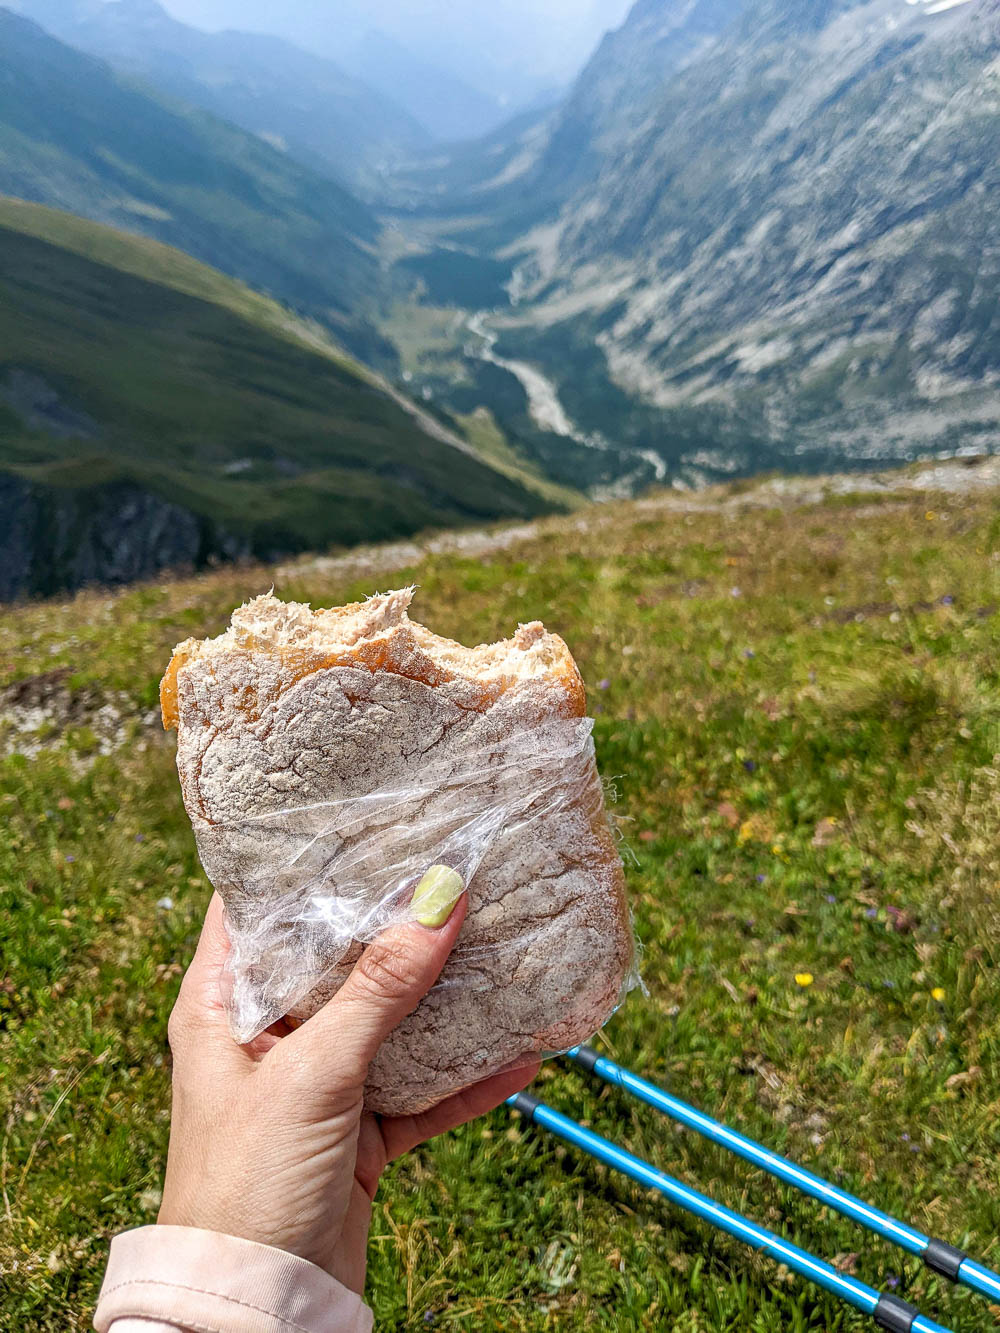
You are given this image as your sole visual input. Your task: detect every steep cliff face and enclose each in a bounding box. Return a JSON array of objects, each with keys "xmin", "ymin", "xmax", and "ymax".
[
  {"xmin": 536, "ymin": 0, "xmax": 748, "ymax": 197},
  {"xmin": 0, "ymin": 474, "xmax": 251, "ymax": 600},
  {"xmin": 444, "ymin": 0, "xmax": 1000, "ymax": 476}
]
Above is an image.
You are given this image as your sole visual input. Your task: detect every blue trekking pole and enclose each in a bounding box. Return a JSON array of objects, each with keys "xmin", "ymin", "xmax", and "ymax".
[
  {"xmin": 508, "ymin": 1089, "xmax": 951, "ymax": 1333},
  {"xmin": 566, "ymin": 1045, "xmax": 1000, "ymax": 1306}
]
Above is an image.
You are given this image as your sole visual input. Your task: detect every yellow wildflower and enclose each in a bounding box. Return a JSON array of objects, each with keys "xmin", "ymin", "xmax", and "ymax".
[
  {"xmin": 795, "ymin": 972, "xmax": 814, "ymax": 988},
  {"xmin": 931, "ymin": 987, "xmax": 946, "ymax": 1003}
]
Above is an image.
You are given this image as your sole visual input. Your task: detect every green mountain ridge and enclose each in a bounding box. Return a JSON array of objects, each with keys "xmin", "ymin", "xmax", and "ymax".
[
  {"xmin": 0, "ymin": 198, "xmax": 552, "ymax": 600},
  {"xmin": 0, "ymin": 7, "xmax": 392, "ymax": 363}
]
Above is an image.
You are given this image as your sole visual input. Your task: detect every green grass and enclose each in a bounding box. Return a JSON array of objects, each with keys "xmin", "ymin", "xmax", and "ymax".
[
  {"xmin": 0, "ymin": 200, "xmax": 550, "ymax": 597},
  {"xmin": 2, "ymin": 478, "xmax": 999, "ymax": 1329}
]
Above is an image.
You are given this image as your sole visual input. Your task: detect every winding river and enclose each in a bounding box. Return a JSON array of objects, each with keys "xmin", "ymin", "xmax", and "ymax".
[{"xmin": 465, "ymin": 311, "xmax": 667, "ymax": 488}]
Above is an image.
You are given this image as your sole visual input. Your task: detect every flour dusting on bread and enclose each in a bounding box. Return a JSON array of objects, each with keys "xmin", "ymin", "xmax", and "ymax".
[{"xmin": 162, "ymin": 589, "xmax": 633, "ymax": 1114}]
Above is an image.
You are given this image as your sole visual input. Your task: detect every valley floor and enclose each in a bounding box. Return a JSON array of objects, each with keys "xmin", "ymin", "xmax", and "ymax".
[{"xmin": 2, "ymin": 460, "xmax": 1000, "ymax": 1330}]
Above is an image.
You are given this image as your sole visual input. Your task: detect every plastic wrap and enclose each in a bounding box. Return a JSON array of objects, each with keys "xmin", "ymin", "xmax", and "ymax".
[{"xmin": 192, "ymin": 717, "xmax": 638, "ymax": 1046}]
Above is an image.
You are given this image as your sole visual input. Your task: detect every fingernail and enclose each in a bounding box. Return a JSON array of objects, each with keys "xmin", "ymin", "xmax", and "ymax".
[{"xmin": 411, "ymin": 864, "xmax": 465, "ymax": 928}]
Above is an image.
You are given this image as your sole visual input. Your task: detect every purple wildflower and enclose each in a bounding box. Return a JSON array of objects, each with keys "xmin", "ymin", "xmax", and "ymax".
[
  {"xmin": 865, "ymin": 906, "xmax": 878, "ymax": 919},
  {"xmin": 756, "ymin": 874, "xmax": 766, "ymax": 883},
  {"xmin": 597, "ymin": 678, "xmax": 611, "ymax": 691},
  {"xmin": 65, "ymin": 855, "xmax": 75, "ymax": 863},
  {"xmin": 743, "ymin": 758, "xmax": 757, "ymax": 772},
  {"xmin": 825, "ymin": 894, "xmax": 836, "ymax": 904},
  {"xmin": 941, "ymin": 595, "xmax": 954, "ymax": 606}
]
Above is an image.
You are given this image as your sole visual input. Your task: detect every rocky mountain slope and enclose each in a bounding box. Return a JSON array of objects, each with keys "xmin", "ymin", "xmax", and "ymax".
[
  {"xmin": 0, "ymin": 8, "xmax": 392, "ymax": 362},
  {"xmin": 390, "ymin": 0, "xmax": 1000, "ymax": 483},
  {"xmin": 0, "ymin": 199, "xmax": 551, "ymax": 600},
  {"xmin": 8, "ymin": 0, "xmax": 429, "ymax": 191}
]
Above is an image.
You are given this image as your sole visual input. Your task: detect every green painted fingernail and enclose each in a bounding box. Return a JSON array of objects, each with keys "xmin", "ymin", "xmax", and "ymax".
[{"xmin": 411, "ymin": 864, "xmax": 465, "ymax": 927}]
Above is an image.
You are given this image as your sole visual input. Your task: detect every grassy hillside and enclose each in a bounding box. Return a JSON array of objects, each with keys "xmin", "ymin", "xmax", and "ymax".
[
  {"xmin": 2, "ymin": 463, "xmax": 998, "ymax": 1330},
  {"xmin": 0, "ymin": 199, "xmax": 551, "ymax": 598},
  {"xmin": 0, "ymin": 8, "xmax": 391, "ymax": 361}
]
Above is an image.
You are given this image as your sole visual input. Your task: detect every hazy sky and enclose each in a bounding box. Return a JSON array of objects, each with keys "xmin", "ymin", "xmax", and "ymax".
[{"xmin": 160, "ymin": 1, "xmax": 635, "ymax": 99}]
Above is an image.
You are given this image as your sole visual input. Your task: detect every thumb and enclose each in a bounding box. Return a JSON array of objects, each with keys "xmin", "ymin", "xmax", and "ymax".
[
  {"xmin": 280, "ymin": 865, "xmax": 468, "ymax": 1085},
  {"xmin": 168, "ymin": 892, "xmax": 247, "ymax": 1071}
]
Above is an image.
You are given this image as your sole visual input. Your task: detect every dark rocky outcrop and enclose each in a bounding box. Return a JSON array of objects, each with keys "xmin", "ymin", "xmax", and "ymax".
[{"xmin": 0, "ymin": 472, "xmax": 251, "ymax": 600}]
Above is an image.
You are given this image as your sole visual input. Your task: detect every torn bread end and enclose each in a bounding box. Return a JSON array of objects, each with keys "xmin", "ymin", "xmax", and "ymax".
[{"xmin": 160, "ymin": 589, "xmax": 580, "ymax": 731}]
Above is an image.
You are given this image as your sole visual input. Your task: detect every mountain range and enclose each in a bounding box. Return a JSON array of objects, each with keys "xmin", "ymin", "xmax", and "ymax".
[
  {"xmin": 6, "ymin": 0, "xmax": 430, "ymax": 190},
  {"xmin": 0, "ymin": 8, "xmax": 394, "ymax": 362},
  {"xmin": 153, "ymin": 0, "xmax": 617, "ymax": 137},
  {"xmin": 389, "ymin": 0, "xmax": 1000, "ymax": 483}
]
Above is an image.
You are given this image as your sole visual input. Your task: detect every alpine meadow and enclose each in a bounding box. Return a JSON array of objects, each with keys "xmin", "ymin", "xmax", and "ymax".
[{"xmin": 2, "ymin": 0, "xmax": 1000, "ymax": 1329}]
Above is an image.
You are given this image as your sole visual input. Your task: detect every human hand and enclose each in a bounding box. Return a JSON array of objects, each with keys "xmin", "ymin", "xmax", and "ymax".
[{"xmin": 158, "ymin": 887, "xmax": 540, "ymax": 1295}]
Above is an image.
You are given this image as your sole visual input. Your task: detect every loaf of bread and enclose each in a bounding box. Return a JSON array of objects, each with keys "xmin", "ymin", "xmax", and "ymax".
[{"xmin": 161, "ymin": 589, "xmax": 633, "ymax": 1114}]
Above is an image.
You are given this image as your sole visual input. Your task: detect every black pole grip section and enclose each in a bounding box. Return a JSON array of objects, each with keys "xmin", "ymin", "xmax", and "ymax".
[
  {"xmin": 572, "ymin": 1046, "xmax": 600, "ymax": 1072},
  {"xmin": 509, "ymin": 1092, "xmax": 540, "ymax": 1120},
  {"xmin": 874, "ymin": 1293, "xmax": 918, "ymax": 1333},
  {"xmin": 923, "ymin": 1237, "xmax": 967, "ymax": 1281}
]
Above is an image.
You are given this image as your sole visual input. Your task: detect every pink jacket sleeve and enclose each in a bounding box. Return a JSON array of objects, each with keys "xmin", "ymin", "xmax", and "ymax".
[{"xmin": 93, "ymin": 1226, "xmax": 374, "ymax": 1333}]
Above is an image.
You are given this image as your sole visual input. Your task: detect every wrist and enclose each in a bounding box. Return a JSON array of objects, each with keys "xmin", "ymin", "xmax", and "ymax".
[{"xmin": 156, "ymin": 1188, "xmax": 373, "ymax": 1296}]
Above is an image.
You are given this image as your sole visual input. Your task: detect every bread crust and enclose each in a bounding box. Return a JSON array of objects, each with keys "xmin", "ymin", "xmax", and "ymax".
[{"xmin": 162, "ymin": 590, "xmax": 632, "ymax": 1114}]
